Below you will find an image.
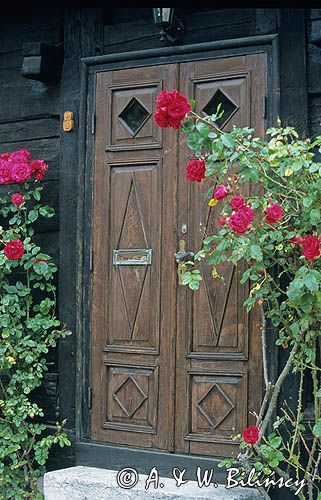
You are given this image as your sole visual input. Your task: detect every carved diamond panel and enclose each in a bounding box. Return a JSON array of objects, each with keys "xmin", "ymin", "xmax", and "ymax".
[
  {"xmin": 188, "ymin": 372, "xmax": 247, "ymax": 443},
  {"xmin": 197, "ymin": 384, "xmax": 235, "ymax": 430},
  {"xmin": 103, "ymin": 365, "xmax": 158, "ymax": 433},
  {"xmin": 113, "ymin": 376, "xmax": 148, "ymax": 418}
]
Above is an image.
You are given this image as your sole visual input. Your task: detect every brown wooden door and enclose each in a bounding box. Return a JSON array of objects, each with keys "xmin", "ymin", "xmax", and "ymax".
[{"xmin": 91, "ymin": 54, "xmax": 266, "ymax": 457}]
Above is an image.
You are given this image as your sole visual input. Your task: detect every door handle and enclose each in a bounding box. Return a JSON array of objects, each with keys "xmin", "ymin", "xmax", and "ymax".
[{"xmin": 174, "ymin": 239, "xmax": 195, "ymax": 285}]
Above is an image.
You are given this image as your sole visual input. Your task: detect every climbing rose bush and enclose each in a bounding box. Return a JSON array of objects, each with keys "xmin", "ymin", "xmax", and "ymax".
[
  {"xmin": 0, "ymin": 150, "xmax": 70, "ymax": 499},
  {"xmin": 154, "ymin": 90, "xmax": 321, "ymax": 500}
]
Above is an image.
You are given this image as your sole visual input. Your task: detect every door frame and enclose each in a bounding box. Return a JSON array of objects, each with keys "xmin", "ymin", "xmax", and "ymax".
[{"xmin": 74, "ymin": 34, "xmax": 280, "ymax": 467}]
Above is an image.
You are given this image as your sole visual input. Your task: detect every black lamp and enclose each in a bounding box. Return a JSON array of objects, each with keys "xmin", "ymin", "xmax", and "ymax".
[{"xmin": 153, "ymin": 8, "xmax": 184, "ymax": 43}]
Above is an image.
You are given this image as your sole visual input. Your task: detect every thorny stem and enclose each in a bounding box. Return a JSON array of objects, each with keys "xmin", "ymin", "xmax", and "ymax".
[
  {"xmin": 260, "ymin": 306, "xmax": 269, "ymax": 388},
  {"xmin": 258, "ymin": 342, "xmax": 299, "ymax": 441},
  {"xmin": 289, "ymin": 364, "xmax": 304, "ymax": 479}
]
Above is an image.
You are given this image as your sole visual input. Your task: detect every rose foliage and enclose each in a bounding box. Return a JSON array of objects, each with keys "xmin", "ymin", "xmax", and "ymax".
[
  {"xmin": 0, "ymin": 150, "xmax": 70, "ymax": 499},
  {"xmin": 154, "ymin": 91, "xmax": 321, "ymax": 499}
]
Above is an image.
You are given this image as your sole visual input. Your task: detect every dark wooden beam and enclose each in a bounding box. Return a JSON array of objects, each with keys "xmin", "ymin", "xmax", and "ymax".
[{"xmin": 56, "ymin": 7, "xmax": 103, "ymax": 469}]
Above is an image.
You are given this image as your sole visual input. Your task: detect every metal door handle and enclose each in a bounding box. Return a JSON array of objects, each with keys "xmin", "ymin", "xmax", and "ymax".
[{"xmin": 174, "ymin": 239, "xmax": 194, "ymax": 284}]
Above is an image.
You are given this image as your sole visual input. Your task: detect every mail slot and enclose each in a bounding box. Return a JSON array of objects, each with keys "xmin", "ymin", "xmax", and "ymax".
[{"xmin": 112, "ymin": 249, "xmax": 152, "ymax": 265}]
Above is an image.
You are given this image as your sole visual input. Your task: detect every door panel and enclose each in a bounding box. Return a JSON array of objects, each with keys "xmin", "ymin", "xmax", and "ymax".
[
  {"xmin": 175, "ymin": 55, "xmax": 266, "ymax": 456},
  {"xmin": 91, "ymin": 64, "xmax": 178, "ymax": 450},
  {"xmin": 91, "ymin": 54, "xmax": 266, "ymax": 457}
]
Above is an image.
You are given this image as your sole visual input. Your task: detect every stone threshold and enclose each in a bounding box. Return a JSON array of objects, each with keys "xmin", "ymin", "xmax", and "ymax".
[{"xmin": 44, "ymin": 466, "xmax": 263, "ymax": 499}]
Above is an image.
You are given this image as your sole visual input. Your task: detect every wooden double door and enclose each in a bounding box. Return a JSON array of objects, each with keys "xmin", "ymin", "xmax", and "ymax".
[{"xmin": 91, "ymin": 54, "xmax": 266, "ymax": 457}]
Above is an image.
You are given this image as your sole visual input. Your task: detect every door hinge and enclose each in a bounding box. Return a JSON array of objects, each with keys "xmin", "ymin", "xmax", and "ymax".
[
  {"xmin": 89, "ymin": 244, "xmax": 93, "ymax": 272},
  {"xmin": 88, "ymin": 386, "xmax": 93, "ymax": 410},
  {"xmin": 263, "ymin": 95, "xmax": 267, "ymax": 119},
  {"xmin": 91, "ymin": 113, "xmax": 96, "ymax": 135}
]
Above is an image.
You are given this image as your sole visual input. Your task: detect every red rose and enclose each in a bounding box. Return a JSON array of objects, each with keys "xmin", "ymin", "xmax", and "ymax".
[
  {"xmin": 230, "ymin": 195, "xmax": 245, "ymax": 211},
  {"xmin": 30, "ymin": 160, "xmax": 48, "ymax": 181},
  {"xmin": 11, "ymin": 163, "xmax": 31, "ymax": 183},
  {"xmin": 9, "ymin": 149, "xmax": 31, "ymax": 162},
  {"xmin": 0, "ymin": 160, "xmax": 12, "ymax": 184},
  {"xmin": 228, "ymin": 211, "xmax": 251, "ymax": 234},
  {"xmin": 156, "ymin": 90, "xmax": 174, "ymax": 111},
  {"xmin": 289, "ymin": 235, "xmax": 303, "ymax": 245},
  {"xmin": 153, "ymin": 110, "xmax": 170, "ymax": 128},
  {"xmin": 4, "ymin": 239, "xmax": 25, "ymax": 260},
  {"xmin": 213, "ymin": 184, "xmax": 228, "ymax": 200},
  {"xmin": 35, "ymin": 258, "xmax": 48, "ymax": 264},
  {"xmin": 265, "ymin": 203, "xmax": 283, "ymax": 225},
  {"xmin": 239, "ymin": 205, "xmax": 255, "ymax": 222},
  {"xmin": 154, "ymin": 90, "xmax": 191, "ymax": 129},
  {"xmin": 168, "ymin": 116, "xmax": 183, "ymax": 129},
  {"xmin": 11, "ymin": 193, "xmax": 25, "ymax": 206},
  {"xmin": 301, "ymin": 235, "xmax": 320, "ymax": 260},
  {"xmin": 242, "ymin": 425, "xmax": 260, "ymax": 445},
  {"xmin": 186, "ymin": 158, "xmax": 206, "ymax": 182},
  {"xmin": 218, "ymin": 216, "xmax": 227, "ymax": 226}
]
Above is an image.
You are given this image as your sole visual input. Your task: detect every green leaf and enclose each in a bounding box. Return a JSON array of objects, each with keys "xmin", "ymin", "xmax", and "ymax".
[
  {"xmin": 221, "ymin": 134, "xmax": 235, "ymax": 149},
  {"xmin": 24, "ymin": 257, "xmax": 37, "ymax": 270},
  {"xmin": 181, "ymin": 121, "xmax": 195, "ymax": 133},
  {"xmin": 196, "ymin": 122, "xmax": 210, "ymax": 137},
  {"xmin": 33, "ymin": 261, "xmax": 49, "ymax": 275},
  {"xmin": 310, "ymin": 208, "xmax": 320, "ymax": 225},
  {"xmin": 303, "ymin": 273, "xmax": 319, "ymax": 292},
  {"xmin": 249, "ymin": 244, "xmax": 263, "ymax": 261},
  {"xmin": 313, "ymin": 418, "xmax": 321, "ymax": 437},
  {"xmin": 28, "ymin": 210, "xmax": 38, "ymax": 222},
  {"xmin": 303, "ymin": 197, "xmax": 313, "ymax": 208},
  {"xmin": 25, "ymin": 355, "xmax": 33, "ymax": 364},
  {"xmin": 39, "ymin": 206, "xmax": 55, "ymax": 218},
  {"xmin": 189, "ymin": 280, "xmax": 200, "ymax": 290},
  {"xmin": 269, "ymin": 436, "xmax": 282, "ymax": 448},
  {"xmin": 316, "ymin": 388, "xmax": 321, "ymax": 397},
  {"xmin": 188, "ymin": 98, "xmax": 195, "ymax": 110}
]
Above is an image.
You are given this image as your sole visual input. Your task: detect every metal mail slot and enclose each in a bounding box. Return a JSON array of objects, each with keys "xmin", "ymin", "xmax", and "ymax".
[{"xmin": 113, "ymin": 249, "xmax": 152, "ymax": 266}]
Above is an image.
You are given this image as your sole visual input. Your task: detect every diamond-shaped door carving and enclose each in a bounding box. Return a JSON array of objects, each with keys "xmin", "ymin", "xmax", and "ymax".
[
  {"xmin": 118, "ymin": 97, "xmax": 151, "ymax": 136},
  {"xmin": 202, "ymin": 89, "xmax": 238, "ymax": 128},
  {"xmin": 113, "ymin": 376, "xmax": 148, "ymax": 418},
  {"xmin": 197, "ymin": 383, "xmax": 235, "ymax": 430},
  {"xmin": 116, "ymin": 177, "xmax": 149, "ymax": 338}
]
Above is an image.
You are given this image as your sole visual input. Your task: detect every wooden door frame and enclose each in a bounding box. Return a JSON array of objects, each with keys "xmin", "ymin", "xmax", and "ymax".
[{"xmin": 73, "ymin": 34, "xmax": 281, "ymax": 467}]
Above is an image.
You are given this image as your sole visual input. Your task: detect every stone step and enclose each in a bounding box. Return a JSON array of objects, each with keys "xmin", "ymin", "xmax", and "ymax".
[{"xmin": 44, "ymin": 466, "xmax": 263, "ymax": 500}]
